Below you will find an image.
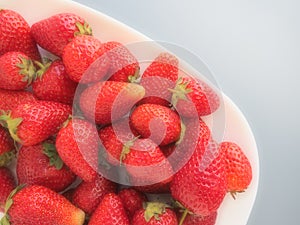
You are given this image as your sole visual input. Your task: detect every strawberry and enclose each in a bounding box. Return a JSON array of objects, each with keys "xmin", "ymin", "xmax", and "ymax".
[
  {"xmin": 0, "ymin": 9, "xmax": 40, "ymax": 60},
  {"xmin": 130, "ymin": 103, "xmax": 181, "ymax": 146},
  {"xmin": 0, "ymin": 89, "xmax": 37, "ymax": 112},
  {"xmin": 219, "ymin": 142, "xmax": 252, "ymax": 197},
  {"xmin": 0, "ymin": 100, "xmax": 71, "ymax": 146},
  {"xmin": 16, "ymin": 141, "xmax": 76, "ymax": 192},
  {"xmin": 0, "ymin": 167, "xmax": 16, "ymax": 212},
  {"xmin": 32, "ymin": 60, "xmax": 78, "ymax": 104},
  {"xmin": 62, "ymin": 35, "xmax": 110, "ymax": 83},
  {"xmin": 170, "ymin": 139, "xmax": 226, "ymax": 221},
  {"xmin": 0, "ymin": 185, "xmax": 85, "ymax": 225},
  {"xmin": 118, "ymin": 188, "xmax": 148, "ymax": 219},
  {"xmin": 88, "ymin": 193, "xmax": 130, "ymax": 225},
  {"xmin": 56, "ymin": 118, "xmax": 98, "ymax": 182},
  {"xmin": 180, "ymin": 211, "xmax": 217, "ymax": 225},
  {"xmin": 0, "ymin": 127, "xmax": 15, "ymax": 167},
  {"xmin": 132, "ymin": 202, "xmax": 178, "ymax": 225},
  {"xmin": 138, "ymin": 52, "xmax": 179, "ymax": 106},
  {"xmin": 121, "ymin": 138, "xmax": 173, "ymax": 192},
  {"xmin": 170, "ymin": 76, "xmax": 220, "ymax": 117},
  {"xmin": 71, "ymin": 174, "xmax": 117, "ymax": 215},
  {"xmin": 160, "ymin": 143, "xmax": 176, "ymax": 158},
  {"xmin": 0, "ymin": 51, "xmax": 36, "ymax": 90},
  {"xmin": 31, "ymin": 13, "xmax": 92, "ymax": 57},
  {"xmin": 79, "ymin": 81, "xmax": 145, "ymax": 125},
  {"xmin": 103, "ymin": 41, "xmax": 140, "ymax": 82}
]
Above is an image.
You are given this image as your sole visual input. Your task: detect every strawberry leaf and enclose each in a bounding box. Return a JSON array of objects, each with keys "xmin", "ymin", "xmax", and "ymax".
[{"xmin": 42, "ymin": 142, "xmax": 63, "ymax": 170}]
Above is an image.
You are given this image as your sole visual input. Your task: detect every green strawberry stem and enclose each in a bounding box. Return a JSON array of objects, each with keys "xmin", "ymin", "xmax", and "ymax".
[
  {"xmin": 175, "ymin": 121, "xmax": 186, "ymax": 145},
  {"xmin": 168, "ymin": 77, "xmax": 193, "ymax": 107},
  {"xmin": 16, "ymin": 55, "xmax": 37, "ymax": 85},
  {"xmin": 34, "ymin": 60, "xmax": 52, "ymax": 79},
  {"xmin": 178, "ymin": 208, "xmax": 189, "ymax": 225},
  {"xmin": 0, "ymin": 185, "xmax": 25, "ymax": 225},
  {"xmin": 143, "ymin": 202, "xmax": 170, "ymax": 222},
  {"xmin": 42, "ymin": 142, "xmax": 64, "ymax": 170},
  {"xmin": 74, "ymin": 21, "xmax": 92, "ymax": 36},
  {"xmin": 128, "ymin": 66, "xmax": 140, "ymax": 83},
  {"xmin": 0, "ymin": 112, "xmax": 23, "ymax": 144},
  {"xmin": 0, "ymin": 150, "xmax": 15, "ymax": 167},
  {"xmin": 119, "ymin": 135, "xmax": 140, "ymax": 165}
]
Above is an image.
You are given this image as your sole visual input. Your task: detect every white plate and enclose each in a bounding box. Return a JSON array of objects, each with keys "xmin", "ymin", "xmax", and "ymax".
[{"xmin": 0, "ymin": 0, "xmax": 259, "ymax": 224}]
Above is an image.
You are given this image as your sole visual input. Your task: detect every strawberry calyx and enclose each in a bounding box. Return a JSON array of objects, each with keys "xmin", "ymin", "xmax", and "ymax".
[
  {"xmin": 74, "ymin": 21, "xmax": 92, "ymax": 36},
  {"xmin": 143, "ymin": 202, "xmax": 171, "ymax": 222},
  {"xmin": 42, "ymin": 142, "xmax": 64, "ymax": 170},
  {"xmin": 128, "ymin": 66, "xmax": 140, "ymax": 83},
  {"xmin": 169, "ymin": 77, "xmax": 193, "ymax": 107},
  {"xmin": 120, "ymin": 136, "xmax": 140, "ymax": 164},
  {"xmin": 0, "ymin": 111, "xmax": 23, "ymax": 144},
  {"xmin": 34, "ymin": 59, "xmax": 52, "ymax": 79},
  {"xmin": 0, "ymin": 185, "xmax": 25, "ymax": 225},
  {"xmin": 0, "ymin": 150, "xmax": 15, "ymax": 167},
  {"xmin": 16, "ymin": 55, "xmax": 37, "ymax": 86}
]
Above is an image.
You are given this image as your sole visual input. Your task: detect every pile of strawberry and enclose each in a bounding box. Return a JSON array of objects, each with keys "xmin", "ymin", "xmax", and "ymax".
[{"xmin": 0, "ymin": 9, "xmax": 253, "ymax": 225}]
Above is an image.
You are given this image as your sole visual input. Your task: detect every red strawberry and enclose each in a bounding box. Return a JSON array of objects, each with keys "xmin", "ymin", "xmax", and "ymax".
[
  {"xmin": 121, "ymin": 138, "xmax": 173, "ymax": 192},
  {"xmin": 170, "ymin": 76, "xmax": 220, "ymax": 117},
  {"xmin": 31, "ymin": 13, "xmax": 92, "ymax": 57},
  {"xmin": 0, "ymin": 100, "xmax": 71, "ymax": 146},
  {"xmin": 79, "ymin": 81, "xmax": 145, "ymax": 125},
  {"xmin": 132, "ymin": 202, "xmax": 178, "ymax": 225},
  {"xmin": 130, "ymin": 103, "xmax": 181, "ymax": 146},
  {"xmin": 219, "ymin": 142, "xmax": 252, "ymax": 197},
  {"xmin": 32, "ymin": 60, "xmax": 78, "ymax": 104},
  {"xmin": 0, "ymin": 9, "xmax": 40, "ymax": 60},
  {"xmin": 16, "ymin": 141, "xmax": 76, "ymax": 192},
  {"xmin": 71, "ymin": 174, "xmax": 117, "ymax": 215},
  {"xmin": 0, "ymin": 51, "xmax": 36, "ymax": 90},
  {"xmin": 56, "ymin": 118, "xmax": 98, "ymax": 182},
  {"xmin": 0, "ymin": 89, "xmax": 37, "ymax": 112},
  {"xmin": 88, "ymin": 193, "xmax": 130, "ymax": 225},
  {"xmin": 170, "ymin": 139, "xmax": 226, "ymax": 221},
  {"xmin": 160, "ymin": 143, "xmax": 176, "ymax": 158},
  {"xmin": 62, "ymin": 35, "xmax": 110, "ymax": 83},
  {"xmin": 0, "ymin": 185, "xmax": 85, "ymax": 225},
  {"xmin": 0, "ymin": 167, "xmax": 16, "ymax": 212},
  {"xmin": 139, "ymin": 52, "xmax": 179, "ymax": 106},
  {"xmin": 103, "ymin": 41, "xmax": 140, "ymax": 82},
  {"xmin": 180, "ymin": 211, "xmax": 217, "ymax": 225},
  {"xmin": 0, "ymin": 127, "xmax": 15, "ymax": 167},
  {"xmin": 118, "ymin": 188, "xmax": 148, "ymax": 219}
]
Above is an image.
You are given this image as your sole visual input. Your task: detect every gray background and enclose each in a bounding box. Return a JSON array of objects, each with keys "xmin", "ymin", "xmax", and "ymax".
[{"xmin": 73, "ymin": 0, "xmax": 300, "ymax": 224}]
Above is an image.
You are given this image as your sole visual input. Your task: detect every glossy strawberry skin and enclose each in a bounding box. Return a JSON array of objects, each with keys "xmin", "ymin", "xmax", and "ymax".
[
  {"xmin": 56, "ymin": 119, "xmax": 98, "ymax": 182},
  {"xmin": 3, "ymin": 101, "xmax": 71, "ymax": 146},
  {"xmin": 0, "ymin": 51, "xmax": 36, "ymax": 90},
  {"xmin": 79, "ymin": 81, "xmax": 145, "ymax": 125},
  {"xmin": 104, "ymin": 41, "xmax": 139, "ymax": 82},
  {"xmin": 118, "ymin": 188, "xmax": 147, "ymax": 219},
  {"xmin": 219, "ymin": 142, "xmax": 252, "ymax": 193},
  {"xmin": 0, "ymin": 127, "xmax": 15, "ymax": 166},
  {"xmin": 0, "ymin": 89, "xmax": 37, "ymax": 112},
  {"xmin": 132, "ymin": 208, "xmax": 178, "ymax": 225},
  {"xmin": 88, "ymin": 193, "xmax": 130, "ymax": 225},
  {"xmin": 71, "ymin": 174, "xmax": 117, "ymax": 215},
  {"xmin": 172, "ymin": 76, "xmax": 220, "ymax": 117},
  {"xmin": 63, "ymin": 35, "xmax": 110, "ymax": 83},
  {"xmin": 16, "ymin": 141, "xmax": 76, "ymax": 192},
  {"xmin": 130, "ymin": 103, "xmax": 181, "ymax": 146},
  {"xmin": 139, "ymin": 52, "xmax": 179, "ymax": 106},
  {"xmin": 0, "ymin": 9, "xmax": 40, "ymax": 60},
  {"xmin": 32, "ymin": 60, "xmax": 78, "ymax": 104},
  {"xmin": 0, "ymin": 167, "xmax": 16, "ymax": 212},
  {"xmin": 7, "ymin": 185, "xmax": 85, "ymax": 225},
  {"xmin": 170, "ymin": 139, "xmax": 226, "ymax": 216},
  {"xmin": 31, "ymin": 13, "xmax": 92, "ymax": 57},
  {"xmin": 181, "ymin": 211, "xmax": 217, "ymax": 225}
]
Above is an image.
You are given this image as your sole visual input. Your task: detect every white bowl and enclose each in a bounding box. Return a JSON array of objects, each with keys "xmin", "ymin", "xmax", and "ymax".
[{"xmin": 0, "ymin": 0, "xmax": 259, "ymax": 224}]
